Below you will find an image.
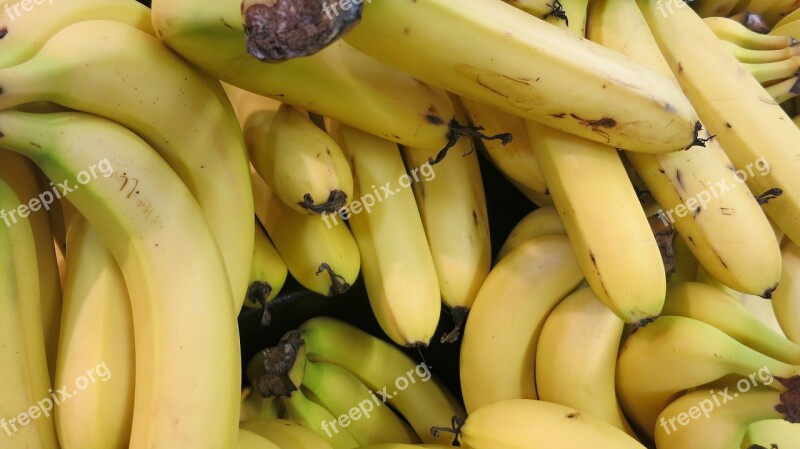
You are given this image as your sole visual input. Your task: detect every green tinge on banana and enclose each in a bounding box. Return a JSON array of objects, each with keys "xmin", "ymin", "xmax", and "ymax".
[
  {"xmin": 496, "ymin": 206, "xmax": 566, "ymax": 262},
  {"xmin": 241, "ymin": 419, "xmax": 335, "ymax": 449}
]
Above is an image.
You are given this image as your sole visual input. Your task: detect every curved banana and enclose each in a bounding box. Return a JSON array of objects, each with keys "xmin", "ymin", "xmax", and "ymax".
[
  {"xmin": 54, "ymin": 213, "xmax": 134, "ymax": 449},
  {"xmin": 766, "ymin": 75, "xmax": 800, "ymax": 103},
  {"xmin": 241, "ymin": 419, "xmax": 334, "ymax": 449},
  {"xmin": 0, "ymin": 110, "xmax": 241, "ymax": 449},
  {"xmin": 0, "ymin": 151, "xmax": 62, "ymax": 383},
  {"xmin": 460, "ymin": 96, "xmax": 547, "ymax": 194},
  {"xmin": 0, "ymin": 0, "xmax": 154, "ymax": 68},
  {"xmin": 283, "ymin": 390, "xmax": 359, "ymax": 449},
  {"xmin": 245, "ymin": 219, "xmax": 288, "ymax": 325},
  {"xmin": 403, "ymin": 97, "xmax": 491, "ymax": 341},
  {"xmin": 654, "ymin": 388, "xmax": 787, "ymax": 449},
  {"xmin": 742, "ymin": 418, "xmax": 800, "ymax": 448},
  {"xmin": 662, "ymin": 282, "xmax": 800, "ymax": 364},
  {"xmin": 496, "ymin": 205, "xmax": 565, "ymax": 261},
  {"xmin": 535, "ymin": 287, "xmax": 635, "ymax": 436},
  {"xmin": 328, "ymin": 121, "xmax": 440, "ymax": 347},
  {"xmin": 301, "ymin": 360, "xmax": 420, "ymax": 445},
  {"xmin": 722, "ymin": 41, "xmax": 800, "ymax": 64},
  {"xmin": 0, "ymin": 170, "xmax": 57, "ymax": 449},
  {"xmin": 0, "ymin": 19, "xmax": 253, "ymax": 309},
  {"xmin": 251, "ymin": 166, "xmax": 359, "ymax": 297},
  {"xmin": 150, "ymin": 0, "xmax": 455, "ymax": 150},
  {"xmin": 704, "ymin": 16, "xmax": 796, "ymax": 50},
  {"xmin": 223, "ymin": 83, "xmax": 283, "ymax": 132},
  {"xmin": 298, "ymin": 317, "xmax": 465, "ymax": 445},
  {"xmin": 616, "ymin": 315, "xmax": 800, "ymax": 438},
  {"xmin": 775, "ymin": 5, "xmax": 800, "ymax": 28},
  {"xmin": 748, "ymin": 0, "xmax": 800, "ymax": 26},
  {"xmin": 589, "ymin": 0, "xmax": 783, "ymax": 297},
  {"xmin": 743, "ymin": 56, "xmax": 800, "ymax": 85},
  {"xmin": 458, "ymin": 399, "xmax": 646, "ymax": 449},
  {"xmin": 773, "ymin": 239, "xmax": 800, "ymax": 344},
  {"xmin": 249, "ymin": 104, "xmax": 353, "ymax": 215},
  {"xmin": 237, "ymin": 428, "xmax": 281, "ymax": 449},
  {"xmin": 240, "ymin": 388, "xmax": 281, "ymax": 423},
  {"xmin": 343, "ymin": 0, "xmax": 700, "ymax": 154},
  {"xmin": 460, "ymin": 234, "xmax": 584, "ymax": 412},
  {"xmin": 640, "ymin": 1, "xmax": 800, "ymax": 248}
]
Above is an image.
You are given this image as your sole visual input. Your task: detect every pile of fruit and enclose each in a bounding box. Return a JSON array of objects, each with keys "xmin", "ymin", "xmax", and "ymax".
[{"xmin": 3, "ymin": 0, "xmax": 800, "ymax": 447}]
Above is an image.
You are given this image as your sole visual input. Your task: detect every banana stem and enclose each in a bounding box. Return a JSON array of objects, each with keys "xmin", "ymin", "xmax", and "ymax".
[
  {"xmin": 775, "ymin": 376, "xmax": 800, "ymax": 422},
  {"xmin": 299, "ymin": 190, "xmax": 348, "ymax": 215},
  {"xmin": 440, "ymin": 307, "xmax": 470, "ymax": 344},
  {"xmin": 254, "ymin": 331, "xmax": 304, "ymax": 398},
  {"xmin": 315, "ymin": 262, "xmax": 351, "ymax": 296},
  {"xmin": 428, "ymin": 119, "xmax": 512, "ymax": 165},
  {"xmin": 242, "ymin": 0, "xmax": 362, "ymax": 62},
  {"xmin": 246, "ymin": 281, "xmax": 274, "ymax": 327},
  {"xmin": 430, "ymin": 416, "xmax": 465, "ymax": 447}
]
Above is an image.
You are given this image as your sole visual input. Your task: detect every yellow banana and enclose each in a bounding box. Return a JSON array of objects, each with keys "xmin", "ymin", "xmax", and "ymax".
[
  {"xmin": 742, "ymin": 56, "xmax": 800, "ymax": 85},
  {"xmin": 496, "ymin": 205, "xmax": 565, "ymax": 261},
  {"xmin": 775, "ymin": 5, "xmax": 800, "ymax": 28},
  {"xmin": 766, "ymin": 74, "xmax": 800, "ymax": 103},
  {"xmin": 237, "ymin": 428, "xmax": 281, "ymax": 449},
  {"xmin": 239, "ymin": 388, "xmax": 281, "ymax": 423},
  {"xmin": 241, "ymin": 419, "xmax": 334, "ymax": 449},
  {"xmin": 742, "ymin": 418, "xmax": 800, "ymax": 448},
  {"xmin": 704, "ymin": 16, "xmax": 797, "ymax": 49},
  {"xmin": 722, "ymin": 40, "xmax": 800, "ymax": 63},
  {"xmin": 223, "ymin": 83, "xmax": 282, "ymax": 132},
  {"xmin": 773, "ymin": 239, "xmax": 800, "ymax": 344},
  {"xmin": 245, "ymin": 219, "xmax": 288, "ymax": 326}
]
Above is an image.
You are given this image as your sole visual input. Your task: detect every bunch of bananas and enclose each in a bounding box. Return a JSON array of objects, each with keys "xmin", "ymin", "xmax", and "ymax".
[{"xmin": 2, "ymin": 0, "xmax": 800, "ymax": 447}]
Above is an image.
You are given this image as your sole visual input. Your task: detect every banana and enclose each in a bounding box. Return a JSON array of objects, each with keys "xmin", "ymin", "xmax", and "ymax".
[
  {"xmin": 460, "ymin": 234, "xmax": 584, "ymax": 412},
  {"xmin": 249, "ymin": 104, "xmax": 353, "ymax": 215},
  {"xmin": 742, "ymin": 418, "xmax": 800, "ymax": 448},
  {"xmin": 640, "ymin": 2, "xmax": 800, "ymax": 248},
  {"xmin": 241, "ymin": 419, "xmax": 334, "ymax": 449},
  {"xmin": 775, "ymin": 5, "xmax": 800, "ymax": 28},
  {"xmin": 301, "ymin": 360, "xmax": 420, "ymax": 445},
  {"xmin": 0, "ymin": 151, "xmax": 62, "ymax": 384},
  {"xmin": 770, "ymin": 17, "xmax": 800, "ymax": 39},
  {"xmin": 223, "ymin": 83, "xmax": 283, "ymax": 132},
  {"xmin": 457, "ymin": 399, "xmax": 647, "ymax": 449},
  {"xmin": 283, "ymin": 390, "xmax": 359, "ymax": 449},
  {"xmin": 704, "ymin": 16, "xmax": 797, "ymax": 49},
  {"xmin": 0, "ymin": 167, "xmax": 57, "ymax": 449},
  {"xmin": 662, "ymin": 282, "xmax": 800, "ymax": 364},
  {"xmin": 150, "ymin": 0, "xmax": 456, "ymax": 151},
  {"xmin": 747, "ymin": 0, "xmax": 800, "ymax": 26},
  {"xmin": 654, "ymin": 388, "xmax": 788, "ymax": 449},
  {"xmin": 343, "ymin": 0, "xmax": 700, "ymax": 154},
  {"xmin": 237, "ymin": 428, "xmax": 281, "ymax": 449},
  {"xmin": 535, "ymin": 287, "xmax": 635, "ymax": 436},
  {"xmin": 245, "ymin": 219, "xmax": 288, "ymax": 326},
  {"xmin": 328, "ymin": 121, "xmax": 440, "ymax": 347},
  {"xmin": 668, "ymin": 234, "xmax": 699, "ymax": 283},
  {"xmin": 357, "ymin": 446, "xmax": 452, "ymax": 449},
  {"xmin": 240, "ymin": 388, "xmax": 282, "ymax": 423},
  {"xmin": 403, "ymin": 97, "xmax": 491, "ymax": 342},
  {"xmin": 250, "ymin": 166, "xmax": 359, "ymax": 297},
  {"xmin": 694, "ymin": 0, "xmax": 748, "ymax": 17},
  {"xmin": 0, "ymin": 19, "xmax": 253, "ymax": 309},
  {"xmin": 766, "ymin": 75, "xmax": 800, "ymax": 103},
  {"xmin": 773, "ymin": 239, "xmax": 800, "ymax": 344},
  {"xmin": 742, "ymin": 57, "xmax": 800, "ymax": 85},
  {"xmin": 501, "ymin": 0, "xmax": 554, "ymax": 17},
  {"xmin": 616, "ymin": 315, "xmax": 800, "ymax": 438},
  {"xmin": 496, "ymin": 205, "xmax": 565, "ymax": 261},
  {"xmin": 297, "ymin": 317, "xmax": 465, "ymax": 445},
  {"xmin": 722, "ymin": 40, "xmax": 800, "ymax": 63},
  {"xmin": 459, "ymin": 96, "xmax": 547, "ymax": 194},
  {"xmin": 54, "ymin": 212, "xmax": 134, "ymax": 449},
  {"xmin": 589, "ymin": 0, "xmax": 783, "ymax": 297},
  {"xmin": 0, "ymin": 0, "xmax": 154, "ymax": 68},
  {"xmin": 0, "ymin": 110, "xmax": 241, "ymax": 449}
]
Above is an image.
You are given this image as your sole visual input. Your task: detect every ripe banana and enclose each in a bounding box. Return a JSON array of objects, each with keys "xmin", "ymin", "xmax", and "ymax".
[
  {"xmin": 0, "ymin": 168, "xmax": 57, "ymax": 449},
  {"xmin": 501, "ymin": 0, "xmax": 554, "ymax": 17},
  {"xmin": 249, "ymin": 104, "xmax": 353, "ymax": 215},
  {"xmin": 641, "ymin": 1, "xmax": 800, "ymax": 248},
  {"xmin": 722, "ymin": 41, "xmax": 800, "ymax": 64},
  {"xmin": 747, "ymin": 0, "xmax": 800, "ymax": 26},
  {"xmin": 54, "ymin": 213, "xmax": 134, "ymax": 449},
  {"xmin": 743, "ymin": 57, "xmax": 800, "ymax": 85},
  {"xmin": 496, "ymin": 205, "xmax": 565, "ymax": 261},
  {"xmin": 0, "ymin": 110, "xmax": 241, "ymax": 449},
  {"xmin": 343, "ymin": 0, "xmax": 700, "ymax": 154},
  {"xmin": 239, "ymin": 388, "xmax": 281, "ymax": 423},
  {"xmin": 742, "ymin": 418, "xmax": 800, "ymax": 448},
  {"xmin": 460, "ymin": 234, "xmax": 584, "ymax": 412},
  {"xmin": 775, "ymin": 5, "xmax": 800, "ymax": 28},
  {"xmin": 301, "ymin": 360, "xmax": 420, "ymax": 445},
  {"xmin": 459, "ymin": 96, "xmax": 547, "ymax": 194},
  {"xmin": 535, "ymin": 287, "xmax": 635, "ymax": 436},
  {"xmin": 773, "ymin": 239, "xmax": 800, "ymax": 344},
  {"xmin": 403, "ymin": 97, "xmax": 491, "ymax": 341},
  {"xmin": 0, "ymin": 0, "xmax": 154, "ymax": 68},
  {"xmin": 251, "ymin": 166, "xmax": 359, "ymax": 297},
  {"xmin": 298, "ymin": 317, "xmax": 465, "ymax": 445},
  {"xmin": 704, "ymin": 16, "xmax": 797, "ymax": 50},
  {"xmin": 245, "ymin": 219, "xmax": 288, "ymax": 325},
  {"xmin": 0, "ymin": 151, "xmax": 62, "ymax": 383},
  {"xmin": 328, "ymin": 121, "xmax": 440, "ymax": 347},
  {"xmin": 695, "ymin": 0, "xmax": 748, "ymax": 17},
  {"xmin": 458, "ymin": 399, "xmax": 647, "ymax": 449},
  {"xmin": 662, "ymin": 282, "xmax": 800, "ymax": 364},
  {"xmin": 0, "ymin": 19, "xmax": 253, "ymax": 309},
  {"xmin": 616, "ymin": 315, "xmax": 800, "ymax": 438},
  {"xmin": 590, "ymin": 0, "xmax": 783, "ymax": 297},
  {"xmin": 224, "ymin": 83, "xmax": 282, "ymax": 132},
  {"xmin": 237, "ymin": 428, "xmax": 281, "ymax": 449},
  {"xmin": 654, "ymin": 388, "xmax": 787, "ymax": 449},
  {"xmin": 150, "ymin": 0, "xmax": 455, "ymax": 150},
  {"xmin": 241, "ymin": 419, "xmax": 335, "ymax": 449}
]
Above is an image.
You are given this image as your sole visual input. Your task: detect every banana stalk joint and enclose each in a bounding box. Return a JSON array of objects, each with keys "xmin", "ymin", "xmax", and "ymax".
[
  {"xmin": 430, "ymin": 416, "xmax": 465, "ymax": 447},
  {"xmin": 299, "ymin": 190, "xmax": 348, "ymax": 214},
  {"xmin": 774, "ymin": 376, "xmax": 800, "ymax": 423},
  {"xmin": 254, "ymin": 330, "xmax": 305, "ymax": 398},
  {"xmin": 428, "ymin": 118, "xmax": 512, "ymax": 165},
  {"xmin": 440, "ymin": 307, "xmax": 469, "ymax": 344},
  {"xmin": 242, "ymin": 0, "xmax": 363, "ymax": 62},
  {"xmin": 732, "ymin": 11, "xmax": 771, "ymax": 34},
  {"xmin": 246, "ymin": 281, "xmax": 274, "ymax": 327}
]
